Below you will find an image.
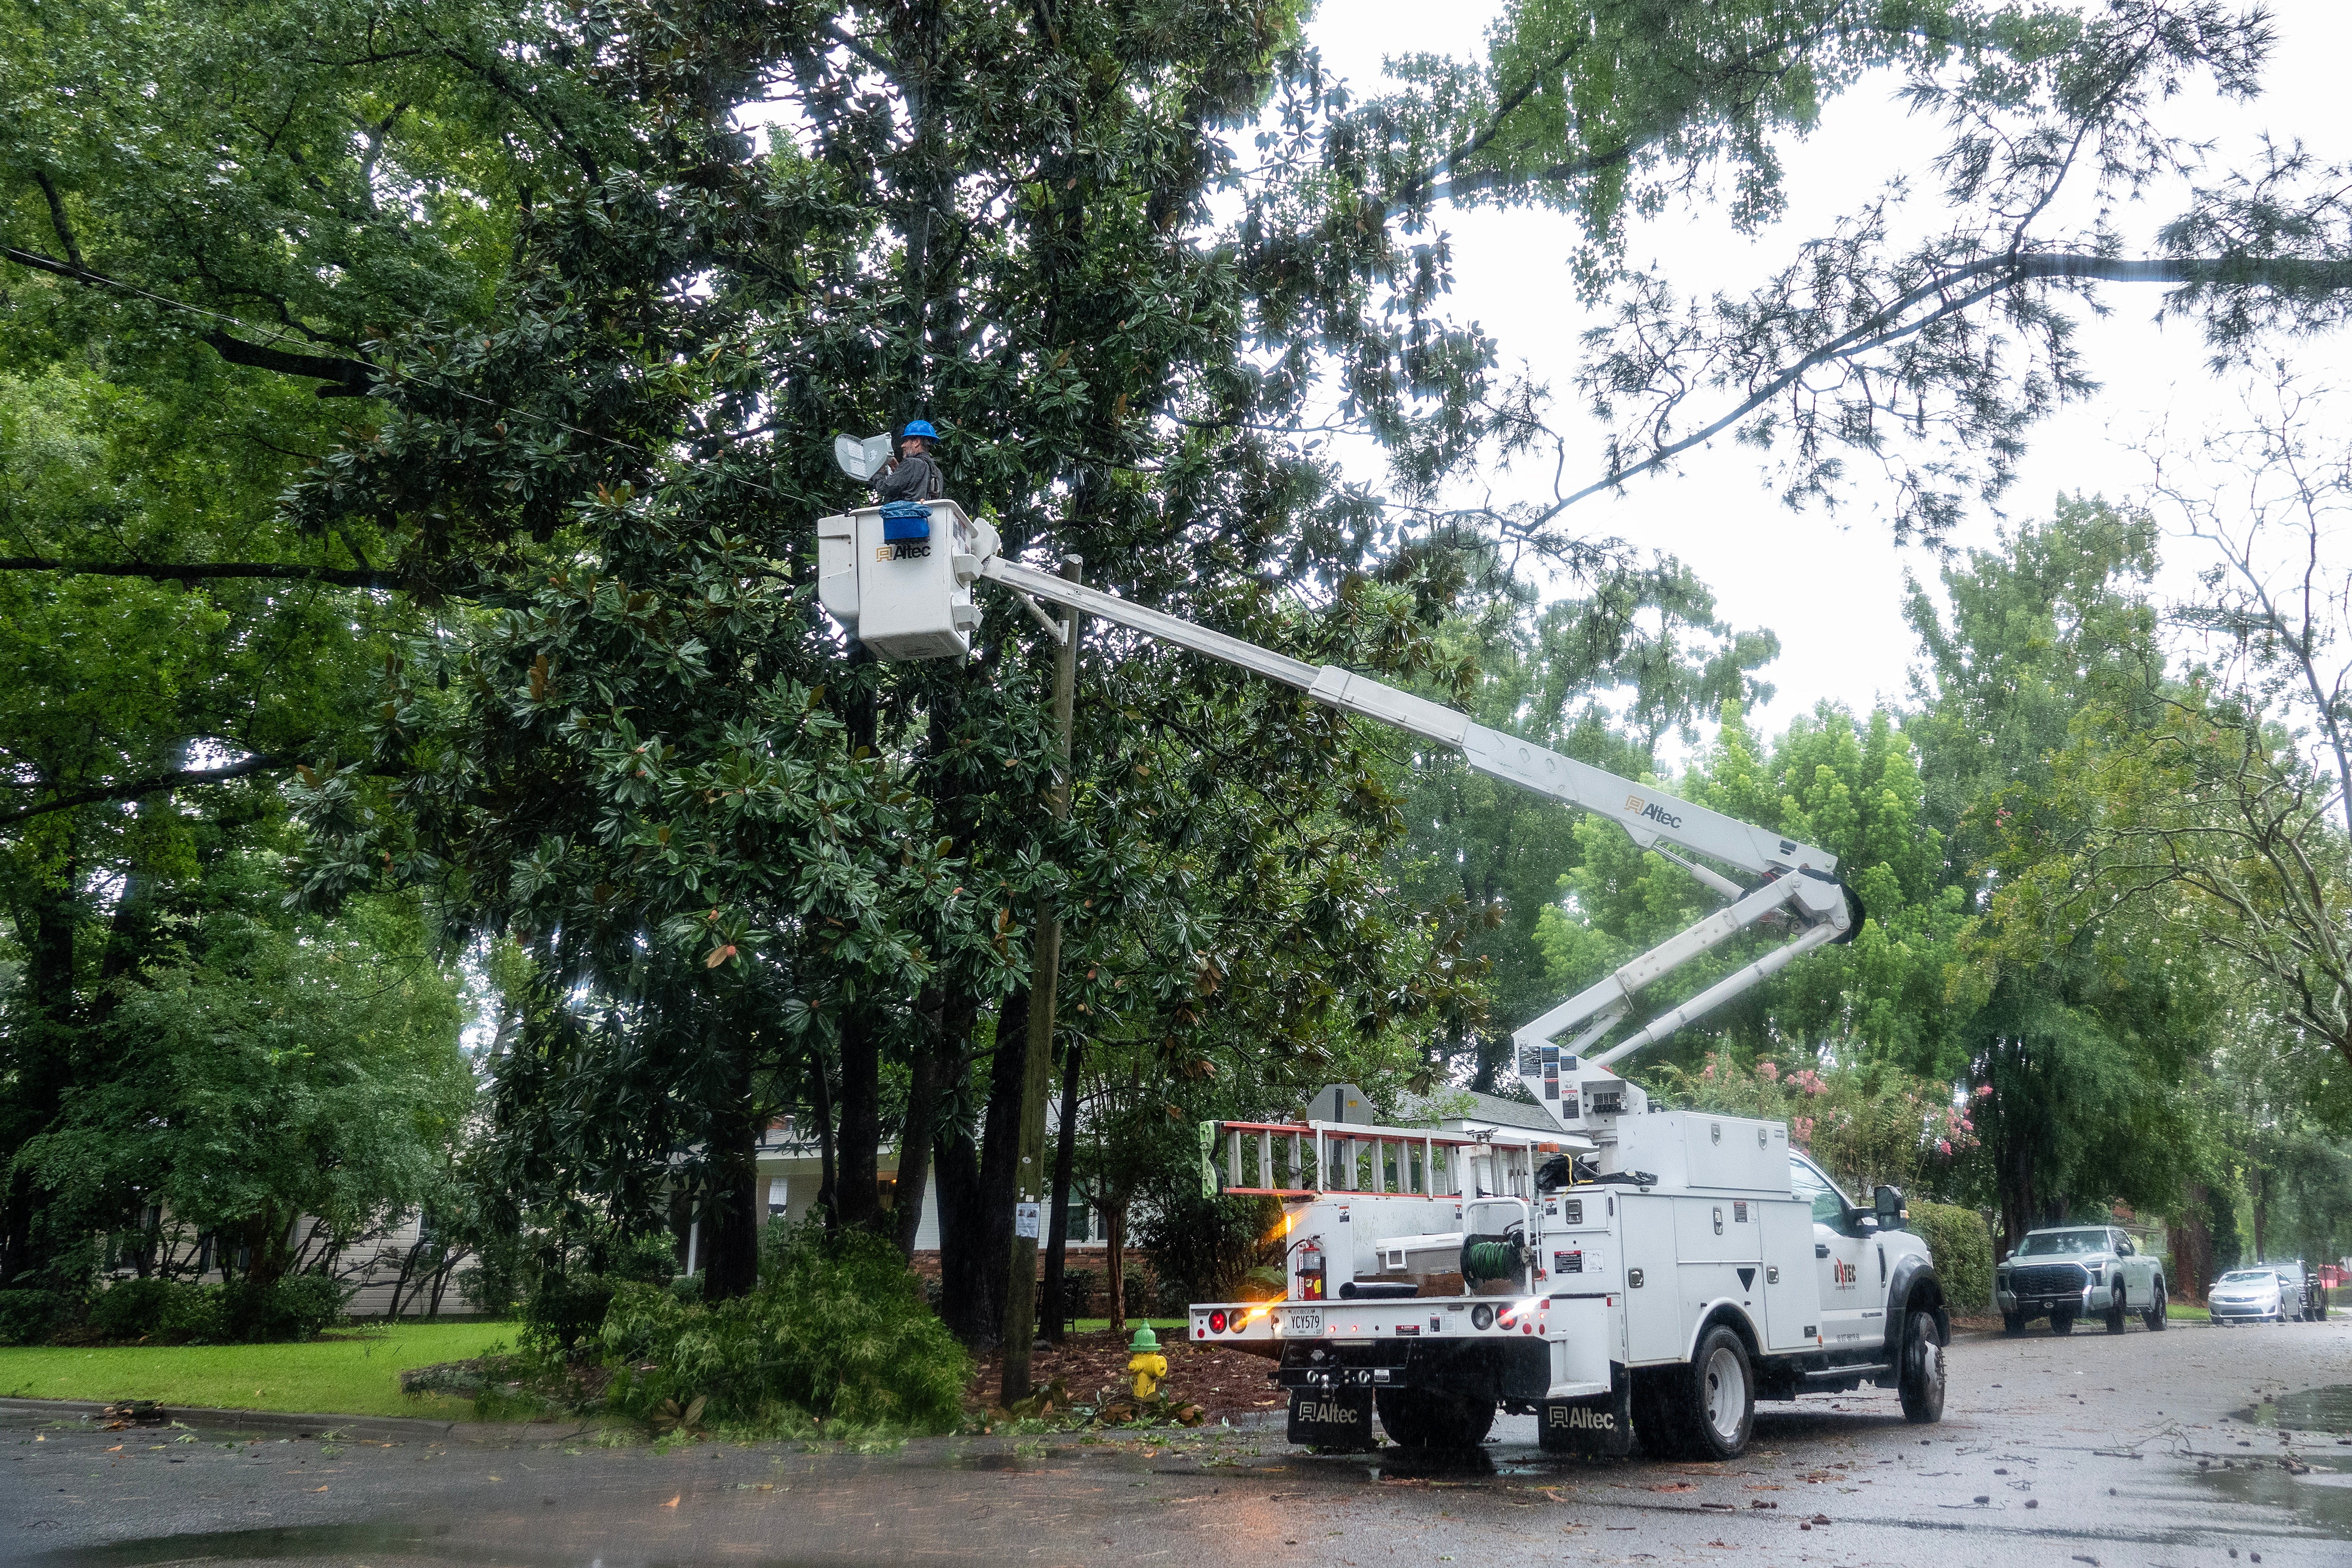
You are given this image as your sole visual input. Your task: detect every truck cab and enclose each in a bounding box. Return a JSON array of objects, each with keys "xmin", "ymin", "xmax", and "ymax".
[{"xmin": 1190, "ymin": 1076, "xmax": 1948, "ymax": 1459}]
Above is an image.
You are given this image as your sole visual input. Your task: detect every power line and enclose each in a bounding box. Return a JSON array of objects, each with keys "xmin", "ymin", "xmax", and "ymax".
[{"xmin": 4, "ymin": 245, "xmax": 800, "ymax": 507}]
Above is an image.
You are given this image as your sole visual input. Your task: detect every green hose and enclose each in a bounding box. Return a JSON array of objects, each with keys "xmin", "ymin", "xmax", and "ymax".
[{"xmin": 1462, "ymin": 1239, "xmax": 1520, "ymax": 1285}]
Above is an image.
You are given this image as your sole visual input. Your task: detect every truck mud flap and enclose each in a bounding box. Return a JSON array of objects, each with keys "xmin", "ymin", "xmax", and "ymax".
[
  {"xmin": 1288, "ymin": 1388, "xmax": 1375, "ymax": 1450},
  {"xmin": 1538, "ymin": 1365, "xmax": 1632, "ymax": 1457}
]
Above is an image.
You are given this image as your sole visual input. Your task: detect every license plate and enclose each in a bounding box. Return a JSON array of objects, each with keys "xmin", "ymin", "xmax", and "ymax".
[{"xmin": 1287, "ymin": 1308, "xmax": 1323, "ymax": 1336}]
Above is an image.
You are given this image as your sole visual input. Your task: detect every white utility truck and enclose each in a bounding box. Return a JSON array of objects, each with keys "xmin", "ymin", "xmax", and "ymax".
[{"xmin": 815, "ymin": 491, "xmax": 1952, "ymax": 1459}]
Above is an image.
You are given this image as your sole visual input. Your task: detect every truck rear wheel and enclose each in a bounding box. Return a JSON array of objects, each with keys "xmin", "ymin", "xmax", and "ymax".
[
  {"xmin": 1374, "ymin": 1387, "xmax": 1428, "ymax": 1447},
  {"xmin": 1897, "ymin": 1309, "xmax": 1945, "ymax": 1423},
  {"xmin": 1636, "ymin": 1325, "xmax": 1754, "ymax": 1460},
  {"xmin": 1375, "ymin": 1386, "xmax": 1492, "ymax": 1449},
  {"xmin": 2144, "ymin": 1279, "xmax": 2167, "ymax": 1331}
]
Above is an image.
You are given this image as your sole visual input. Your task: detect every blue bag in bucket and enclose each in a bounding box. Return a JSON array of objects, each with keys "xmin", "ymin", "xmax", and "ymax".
[{"xmin": 880, "ymin": 502, "xmax": 932, "ymax": 541}]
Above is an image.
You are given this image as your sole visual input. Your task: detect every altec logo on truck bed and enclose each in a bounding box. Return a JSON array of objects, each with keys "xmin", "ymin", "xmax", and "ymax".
[
  {"xmin": 1548, "ymin": 1403, "xmax": 1617, "ymax": 1433},
  {"xmin": 1294, "ymin": 1397, "xmax": 1359, "ymax": 1426}
]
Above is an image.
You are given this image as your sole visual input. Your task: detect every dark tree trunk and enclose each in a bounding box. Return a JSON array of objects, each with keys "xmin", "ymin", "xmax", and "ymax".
[
  {"xmin": 0, "ymin": 858, "xmax": 79, "ymax": 1287},
  {"xmin": 2176, "ymin": 1184, "xmax": 2215, "ymax": 1303},
  {"xmin": 700, "ymin": 1072, "xmax": 764, "ymax": 1301},
  {"xmin": 811, "ymin": 1056, "xmax": 837, "ymax": 1221},
  {"xmin": 1040, "ymin": 1032, "xmax": 1084, "ymax": 1342},
  {"xmin": 1106, "ymin": 1203, "xmax": 1128, "ymax": 1335},
  {"xmin": 835, "ymin": 1007, "xmax": 883, "ymax": 1234},
  {"xmin": 895, "ymin": 982, "xmax": 952, "ymax": 1259},
  {"xmin": 961, "ymin": 984, "xmax": 1031, "ymax": 1349},
  {"xmin": 828, "ymin": 642, "xmax": 883, "ymax": 1235},
  {"xmin": 931, "ymin": 1105, "xmax": 990, "ymax": 1343}
]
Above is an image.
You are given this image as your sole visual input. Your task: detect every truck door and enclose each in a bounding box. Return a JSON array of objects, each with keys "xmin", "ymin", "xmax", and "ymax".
[
  {"xmin": 1790, "ymin": 1155, "xmax": 1873, "ymax": 1353},
  {"xmin": 2114, "ymin": 1230, "xmax": 2150, "ymax": 1308},
  {"xmin": 1757, "ymin": 1198, "xmax": 1819, "ymax": 1352}
]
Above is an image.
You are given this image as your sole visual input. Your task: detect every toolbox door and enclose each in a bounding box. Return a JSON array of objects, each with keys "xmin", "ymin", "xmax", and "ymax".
[{"xmin": 1620, "ymin": 1195, "xmax": 1685, "ymax": 1364}]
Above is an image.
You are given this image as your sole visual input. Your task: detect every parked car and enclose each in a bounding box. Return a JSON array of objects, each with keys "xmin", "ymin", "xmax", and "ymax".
[
  {"xmin": 2255, "ymin": 1259, "xmax": 2327, "ymax": 1322},
  {"xmin": 1995, "ymin": 1225, "xmax": 2165, "ymax": 1335},
  {"xmin": 2209, "ymin": 1267, "xmax": 2287, "ymax": 1324}
]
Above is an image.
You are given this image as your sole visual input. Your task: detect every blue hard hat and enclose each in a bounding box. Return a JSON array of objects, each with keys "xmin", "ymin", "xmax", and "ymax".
[{"xmin": 902, "ymin": 420, "xmax": 938, "ymax": 441}]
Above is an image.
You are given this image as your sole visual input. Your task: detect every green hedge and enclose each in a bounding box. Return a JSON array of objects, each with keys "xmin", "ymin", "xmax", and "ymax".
[
  {"xmin": 1910, "ymin": 1200, "xmax": 1993, "ymax": 1315},
  {"xmin": 80, "ymin": 1274, "xmax": 343, "ymax": 1344},
  {"xmin": 600, "ymin": 1226, "xmax": 968, "ymax": 1433},
  {"xmin": 0, "ymin": 1290, "xmax": 70, "ymax": 1346}
]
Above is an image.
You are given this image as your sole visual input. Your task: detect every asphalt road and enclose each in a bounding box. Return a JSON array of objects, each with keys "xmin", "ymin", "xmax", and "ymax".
[{"xmin": 7, "ymin": 1317, "xmax": 2351, "ymax": 1568}]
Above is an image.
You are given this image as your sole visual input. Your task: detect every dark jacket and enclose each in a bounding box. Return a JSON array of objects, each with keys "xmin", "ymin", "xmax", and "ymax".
[{"xmin": 872, "ymin": 450, "xmax": 944, "ymax": 503}]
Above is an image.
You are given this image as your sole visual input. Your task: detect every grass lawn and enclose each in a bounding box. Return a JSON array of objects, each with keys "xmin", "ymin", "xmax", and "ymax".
[
  {"xmin": 2167, "ymin": 1302, "xmax": 2211, "ymax": 1321},
  {"xmin": 0, "ymin": 1321, "xmax": 511, "ymax": 1419}
]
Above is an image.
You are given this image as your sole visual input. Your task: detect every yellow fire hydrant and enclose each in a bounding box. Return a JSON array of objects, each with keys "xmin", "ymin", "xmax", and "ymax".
[{"xmin": 1126, "ymin": 1324, "xmax": 1168, "ymax": 1401}]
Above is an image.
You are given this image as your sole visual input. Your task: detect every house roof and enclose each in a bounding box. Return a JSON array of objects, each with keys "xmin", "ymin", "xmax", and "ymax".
[{"xmin": 1407, "ymin": 1088, "xmax": 1561, "ymax": 1135}]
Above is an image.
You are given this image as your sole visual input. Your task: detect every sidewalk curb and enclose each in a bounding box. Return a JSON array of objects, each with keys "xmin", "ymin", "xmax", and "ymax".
[{"xmin": 0, "ymin": 1396, "xmax": 595, "ymax": 1446}]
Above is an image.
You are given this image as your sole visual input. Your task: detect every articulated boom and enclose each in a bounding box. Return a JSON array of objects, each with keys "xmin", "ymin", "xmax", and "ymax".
[{"xmin": 814, "ymin": 498, "xmax": 1860, "ymax": 1120}]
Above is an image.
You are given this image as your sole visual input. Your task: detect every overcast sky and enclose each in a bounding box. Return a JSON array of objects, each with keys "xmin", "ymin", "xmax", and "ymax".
[{"xmin": 1301, "ymin": 0, "xmax": 2352, "ymax": 742}]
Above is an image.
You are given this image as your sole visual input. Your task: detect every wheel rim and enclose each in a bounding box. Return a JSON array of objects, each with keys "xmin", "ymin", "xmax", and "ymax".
[
  {"xmin": 1913, "ymin": 1333, "xmax": 1944, "ymax": 1398},
  {"xmin": 1703, "ymin": 1344, "xmax": 1747, "ymax": 1442}
]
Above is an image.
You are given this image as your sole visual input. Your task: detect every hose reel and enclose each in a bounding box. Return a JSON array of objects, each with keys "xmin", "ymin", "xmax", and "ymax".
[{"xmin": 1460, "ymin": 1232, "xmax": 1533, "ymax": 1289}]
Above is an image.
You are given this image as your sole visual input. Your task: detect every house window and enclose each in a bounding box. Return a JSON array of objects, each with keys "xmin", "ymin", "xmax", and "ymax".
[{"xmin": 1064, "ymin": 1202, "xmax": 1094, "ymax": 1243}]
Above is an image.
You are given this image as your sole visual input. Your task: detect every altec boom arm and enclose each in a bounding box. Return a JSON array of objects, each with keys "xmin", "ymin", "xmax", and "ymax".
[
  {"xmin": 811, "ymin": 494, "xmax": 1853, "ymax": 1120},
  {"xmin": 975, "ymin": 556, "xmax": 1857, "ymax": 1091}
]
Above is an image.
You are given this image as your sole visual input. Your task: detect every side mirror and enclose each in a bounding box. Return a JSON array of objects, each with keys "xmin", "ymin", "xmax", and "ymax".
[{"xmin": 1873, "ymin": 1185, "xmax": 1908, "ymax": 1231}]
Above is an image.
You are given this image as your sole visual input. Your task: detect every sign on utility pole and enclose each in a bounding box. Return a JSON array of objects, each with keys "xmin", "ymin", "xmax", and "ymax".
[{"xmin": 1001, "ymin": 555, "xmax": 1081, "ymax": 1406}]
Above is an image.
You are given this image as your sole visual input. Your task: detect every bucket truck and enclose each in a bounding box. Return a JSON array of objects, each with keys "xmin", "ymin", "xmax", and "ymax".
[{"xmin": 814, "ymin": 495, "xmax": 1950, "ymax": 1459}]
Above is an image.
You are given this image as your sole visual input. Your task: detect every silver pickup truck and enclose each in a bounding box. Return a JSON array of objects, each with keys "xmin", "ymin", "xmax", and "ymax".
[{"xmin": 1995, "ymin": 1225, "xmax": 2166, "ymax": 1335}]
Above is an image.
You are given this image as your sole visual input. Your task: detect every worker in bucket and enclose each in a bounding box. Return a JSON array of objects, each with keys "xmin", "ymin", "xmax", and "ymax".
[{"xmin": 871, "ymin": 419, "xmax": 944, "ymax": 504}]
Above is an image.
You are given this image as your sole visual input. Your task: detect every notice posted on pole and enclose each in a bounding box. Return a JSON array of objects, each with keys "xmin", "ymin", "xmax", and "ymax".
[{"xmin": 1013, "ymin": 1201, "xmax": 1041, "ymax": 1239}]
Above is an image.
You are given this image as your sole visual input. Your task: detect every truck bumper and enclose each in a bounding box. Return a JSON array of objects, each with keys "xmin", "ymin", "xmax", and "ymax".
[
  {"xmin": 1189, "ymin": 1294, "xmax": 1618, "ymax": 1402},
  {"xmin": 1996, "ymin": 1285, "xmax": 2097, "ymax": 1317}
]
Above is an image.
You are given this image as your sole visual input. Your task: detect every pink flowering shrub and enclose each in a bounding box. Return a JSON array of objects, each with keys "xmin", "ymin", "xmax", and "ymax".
[{"xmin": 1643, "ymin": 1049, "xmax": 1973, "ymax": 1197}]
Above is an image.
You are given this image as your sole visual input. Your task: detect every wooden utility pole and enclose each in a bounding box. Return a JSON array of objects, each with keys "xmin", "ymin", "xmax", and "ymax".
[{"xmin": 1001, "ymin": 555, "xmax": 1081, "ymax": 1405}]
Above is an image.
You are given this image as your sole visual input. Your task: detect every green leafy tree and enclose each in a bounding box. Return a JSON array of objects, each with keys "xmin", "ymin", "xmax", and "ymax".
[
  {"xmin": 14, "ymin": 881, "xmax": 471, "ymax": 1289},
  {"xmin": 1531, "ymin": 697, "xmax": 1966, "ymax": 1079}
]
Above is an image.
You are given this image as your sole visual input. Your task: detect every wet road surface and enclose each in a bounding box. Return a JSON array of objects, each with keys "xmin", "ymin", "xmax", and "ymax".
[{"xmin": 7, "ymin": 1317, "xmax": 2350, "ymax": 1567}]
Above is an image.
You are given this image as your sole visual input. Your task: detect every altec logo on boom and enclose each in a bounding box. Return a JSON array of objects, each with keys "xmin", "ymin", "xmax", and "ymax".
[{"xmin": 1623, "ymin": 795, "xmax": 1685, "ymax": 831}]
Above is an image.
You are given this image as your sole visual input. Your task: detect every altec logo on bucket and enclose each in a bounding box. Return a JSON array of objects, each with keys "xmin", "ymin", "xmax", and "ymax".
[
  {"xmin": 1547, "ymin": 1404, "xmax": 1615, "ymax": 1431},
  {"xmin": 1622, "ymin": 795, "xmax": 1685, "ymax": 831}
]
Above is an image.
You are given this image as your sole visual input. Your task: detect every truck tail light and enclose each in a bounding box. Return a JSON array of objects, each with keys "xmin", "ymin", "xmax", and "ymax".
[{"xmin": 1208, "ymin": 1309, "xmax": 1228, "ymax": 1334}]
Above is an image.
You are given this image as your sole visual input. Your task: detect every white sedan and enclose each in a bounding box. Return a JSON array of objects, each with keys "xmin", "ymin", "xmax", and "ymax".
[{"xmin": 2209, "ymin": 1268, "xmax": 2286, "ymax": 1324}]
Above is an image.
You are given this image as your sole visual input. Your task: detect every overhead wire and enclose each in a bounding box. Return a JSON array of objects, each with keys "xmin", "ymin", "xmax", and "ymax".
[{"xmin": 4, "ymin": 245, "xmax": 799, "ymax": 506}]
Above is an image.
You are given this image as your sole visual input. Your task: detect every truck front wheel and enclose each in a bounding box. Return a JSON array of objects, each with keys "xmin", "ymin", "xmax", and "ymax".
[
  {"xmin": 1897, "ymin": 1310, "xmax": 1946, "ymax": 1423},
  {"xmin": 2105, "ymin": 1286, "xmax": 2129, "ymax": 1334},
  {"xmin": 1637, "ymin": 1325, "xmax": 1755, "ymax": 1460},
  {"xmin": 2050, "ymin": 1311, "xmax": 2075, "ymax": 1335}
]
